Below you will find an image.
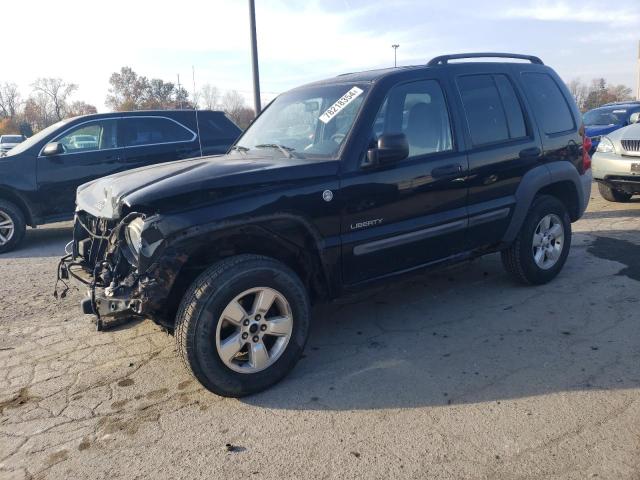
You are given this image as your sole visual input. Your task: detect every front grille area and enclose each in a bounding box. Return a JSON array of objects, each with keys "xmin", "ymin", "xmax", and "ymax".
[
  {"xmin": 74, "ymin": 212, "xmax": 117, "ymax": 270},
  {"xmin": 621, "ymin": 139, "xmax": 640, "ymax": 152}
]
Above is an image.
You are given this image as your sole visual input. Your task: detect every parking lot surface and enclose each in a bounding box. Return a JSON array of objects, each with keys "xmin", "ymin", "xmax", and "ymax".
[{"xmin": 1, "ymin": 190, "xmax": 639, "ymax": 480}]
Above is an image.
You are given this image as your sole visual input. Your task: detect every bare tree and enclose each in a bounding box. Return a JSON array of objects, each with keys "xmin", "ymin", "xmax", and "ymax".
[
  {"xmin": 0, "ymin": 83, "xmax": 21, "ymax": 118},
  {"xmin": 567, "ymin": 78, "xmax": 589, "ymax": 111},
  {"xmin": 200, "ymin": 84, "xmax": 220, "ymax": 110},
  {"xmin": 32, "ymin": 78, "xmax": 78, "ymax": 121},
  {"xmin": 23, "ymin": 92, "xmax": 54, "ymax": 131}
]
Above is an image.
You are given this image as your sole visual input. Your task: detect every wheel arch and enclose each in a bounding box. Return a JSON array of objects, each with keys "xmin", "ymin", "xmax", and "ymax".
[
  {"xmin": 0, "ymin": 187, "xmax": 35, "ymax": 226},
  {"xmin": 157, "ymin": 215, "xmax": 333, "ymax": 326},
  {"xmin": 502, "ymin": 162, "xmax": 586, "ymax": 244}
]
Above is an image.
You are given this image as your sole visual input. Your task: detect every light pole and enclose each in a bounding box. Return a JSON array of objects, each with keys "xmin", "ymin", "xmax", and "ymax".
[
  {"xmin": 249, "ymin": 0, "xmax": 262, "ymax": 114},
  {"xmin": 392, "ymin": 44, "xmax": 399, "ymax": 68}
]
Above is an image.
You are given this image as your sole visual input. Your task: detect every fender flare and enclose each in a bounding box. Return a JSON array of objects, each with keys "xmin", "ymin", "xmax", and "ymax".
[
  {"xmin": 501, "ymin": 162, "xmax": 589, "ymax": 243},
  {"xmin": 154, "ymin": 212, "xmax": 336, "ymax": 299}
]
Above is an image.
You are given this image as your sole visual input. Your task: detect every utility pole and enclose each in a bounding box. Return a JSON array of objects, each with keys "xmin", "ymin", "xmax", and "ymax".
[
  {"xmin": 392, "ymin": 44, "xmax": 399, "ymax": 68},
  {"xmin": 249, "ymin": 0, "xmax": 262, "ymax": 114},
  {"xmin": 176, "ymin": 74, "xmax": 183, "ymax": 109}
]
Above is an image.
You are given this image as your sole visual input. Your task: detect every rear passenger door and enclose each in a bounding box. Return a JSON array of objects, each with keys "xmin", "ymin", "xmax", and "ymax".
[
  {"xmin": 119, "ymin": 116, "xmax": 199, "ymax": 169},
  {"xmin": 451, "ymin": 69, "xmax": 542, "ymax": 249}
]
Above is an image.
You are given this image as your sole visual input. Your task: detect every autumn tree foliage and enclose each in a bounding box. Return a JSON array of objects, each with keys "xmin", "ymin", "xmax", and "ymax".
[
  {"xmin": 567, "ymin": 78, "xmax": 634, "ymax": 112},
  {"xmin": 0, "ymin": 79, "xmax": 96, "ymax": 134},
  {"xmin": 106, "ymin": 67, "xmax": 193, "ymax": 111}
]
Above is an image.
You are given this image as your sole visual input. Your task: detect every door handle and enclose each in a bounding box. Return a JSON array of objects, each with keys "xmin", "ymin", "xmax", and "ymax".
[
  {"xmin": 519, "ymin": 147, "xmax": 541, "ymax": 159},
  {"xmin": 432, "ymin": 164, "xmax": 463, "ymax": 178}
]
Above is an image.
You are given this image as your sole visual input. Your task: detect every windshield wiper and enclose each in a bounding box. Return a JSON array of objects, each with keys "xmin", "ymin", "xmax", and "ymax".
[{"xmin": 254, "ymin": 143, "xmax": 295, "ymax": 159}]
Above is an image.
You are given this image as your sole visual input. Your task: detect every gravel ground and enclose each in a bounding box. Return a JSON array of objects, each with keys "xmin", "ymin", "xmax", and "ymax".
[{"xmin": 1, "ymin": 190, "xmax": 639, "ymax": 480}]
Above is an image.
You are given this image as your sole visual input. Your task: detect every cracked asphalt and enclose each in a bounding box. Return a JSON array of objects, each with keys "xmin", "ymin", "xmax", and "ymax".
[{"xmin": 1, "ymin": 190, "xmax": 639, "ymax": 480}]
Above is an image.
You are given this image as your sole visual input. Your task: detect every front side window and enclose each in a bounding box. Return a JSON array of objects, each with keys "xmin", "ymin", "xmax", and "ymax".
[
  {"xmin": 236, "ymin": 83, "xmax": 369, "ymax": 159},
  {"xmin": 120, "ymin": 117, "xmax": 194, "ymax": 147},
  {"xmin": 57, "ymin": 120, "xmax": 117, "ymax": 153},
  {"xmin": 374, "ymin": 79, "xmax": 453, "ymax": 159}
]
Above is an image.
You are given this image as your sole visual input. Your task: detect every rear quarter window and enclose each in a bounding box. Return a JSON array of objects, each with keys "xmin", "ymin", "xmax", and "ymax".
[{"xmin": 521, "ymin": 72, "xmax": 574, "ymax": 134}]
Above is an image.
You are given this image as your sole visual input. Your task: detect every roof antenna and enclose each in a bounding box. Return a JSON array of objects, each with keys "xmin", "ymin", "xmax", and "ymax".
[{"xmin": 192, "ymin": 65, "xmax": 204, "ymax": 157}]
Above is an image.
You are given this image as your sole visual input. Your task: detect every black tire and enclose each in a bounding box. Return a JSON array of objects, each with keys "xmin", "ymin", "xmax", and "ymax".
[
  {"xmin": 597, "ymin": 182, "xmax": 632, "ymax": 202},
  {"xmin": 501, "ymin": 195, "xmax": 571, "ymax": 285},
  {"xmin": 175, "ymin": 254, "xmax": 310, "ymax": 397},
  {"xmin": 0, "ymin": 199, "xmax": 26, "ymax": 254}
]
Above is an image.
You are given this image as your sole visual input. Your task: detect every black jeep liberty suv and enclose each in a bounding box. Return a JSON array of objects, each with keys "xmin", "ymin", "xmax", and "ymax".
[{"xmin": 59, "ymin": 53, "xmax": 592, "ymax": 397}]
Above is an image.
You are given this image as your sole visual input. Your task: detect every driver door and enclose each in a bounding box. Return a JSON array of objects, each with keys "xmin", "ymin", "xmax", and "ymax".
[{"xmin": 340, "ymin": 78, "xmax": 469, "ymax": 284}]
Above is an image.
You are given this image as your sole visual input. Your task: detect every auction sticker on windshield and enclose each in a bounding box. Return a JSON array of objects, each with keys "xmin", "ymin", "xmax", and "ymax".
[{"xmin": 319, "ymin": 87, "xmax": 364, "ymax": 124}]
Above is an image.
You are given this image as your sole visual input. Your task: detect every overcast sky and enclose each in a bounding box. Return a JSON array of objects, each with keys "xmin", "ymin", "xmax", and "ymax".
[{"xmin": 6, "ymin": 0, "xmax": 639, "ymax": 111}]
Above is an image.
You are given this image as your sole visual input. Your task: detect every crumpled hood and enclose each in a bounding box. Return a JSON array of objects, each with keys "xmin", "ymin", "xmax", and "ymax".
[{"xmin": 76, "ymin": 153, "xmax": 335, "ymax": 219}]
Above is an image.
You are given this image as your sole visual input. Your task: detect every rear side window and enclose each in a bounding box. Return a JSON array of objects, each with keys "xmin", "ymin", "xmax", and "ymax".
[
  {"xmin": 457, "ymin": 74, "xmax": 527, "ymax": 146},
  {"xmin": 120, "ymin": 117, "xmax": 194, "ymax": 147},
  {"xmin": 200, "ymin": 114, "xmax": 242, "ymax": 140},
  {"xmin": 521, "ymin": 73, "xmax": 574, "ymax": 134}
]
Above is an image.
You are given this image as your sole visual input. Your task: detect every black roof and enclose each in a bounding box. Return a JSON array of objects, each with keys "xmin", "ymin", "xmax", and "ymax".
[
  {"xmin": 296, "ymin": 52, "xmax": 546, "ymax": 90},
  {"xmin": 65, "ymin": 109, "xmax": 227, "ymax": 123}
]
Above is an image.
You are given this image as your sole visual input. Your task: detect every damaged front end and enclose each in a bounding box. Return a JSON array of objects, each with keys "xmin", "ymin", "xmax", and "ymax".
[{"xmin": 56, "ymin": 210, "xmax": 175, "ymax": 330}]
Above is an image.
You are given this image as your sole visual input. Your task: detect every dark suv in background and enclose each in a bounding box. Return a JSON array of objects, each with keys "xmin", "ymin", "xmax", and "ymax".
[
  {"xmin": 0, "ymin": 110, "xmax": 241, "ymax": 252},
  {"xmin": 60, "ymin": 53, "xmax": 591, "ymax": 397}
]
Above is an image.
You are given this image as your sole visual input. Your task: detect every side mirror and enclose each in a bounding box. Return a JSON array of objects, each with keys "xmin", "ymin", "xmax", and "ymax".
[
  {"xmin": 364, "ymin": 133, "xmax": 409, "ymax": 167},
  {"xmin": 42, "ymin": 142, "xmax": 65, "ymax": 156},
  {"xmin": 630, "ymin": 112, "xmax": 640, "ymax": 124}
]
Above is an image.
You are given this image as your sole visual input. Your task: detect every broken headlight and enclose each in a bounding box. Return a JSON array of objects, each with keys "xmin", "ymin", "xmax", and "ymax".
[
  {"xmin": 125, "ymin": 217, "xmax": 144, "ymax": 259},
  {"xmin": 123, "ymin": 216, "xmax": 164, "ymax": 271}
]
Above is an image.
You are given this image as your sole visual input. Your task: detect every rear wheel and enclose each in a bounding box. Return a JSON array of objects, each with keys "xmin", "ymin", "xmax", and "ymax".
[
  {"xmin": 175, "ymin": 254, "xmax": 310, "ymax": 397},
  {"xmin": 0, "ymin": 200, "xmax": 26, "ymax": 254},
  {"xmin": 501, "ymin": 195, "xmax": 571, "ymax": 285},
  {"xmin": 598, "ymin": 182, "xmax": 632, "ymax": 202}
]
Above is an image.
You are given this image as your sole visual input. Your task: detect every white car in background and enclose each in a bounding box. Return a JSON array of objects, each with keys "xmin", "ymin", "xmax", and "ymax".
[
  {"xmin": 0, "ymin": 135, "xmax": 25, "ymax": 153},
  {"xmin": 592, "ymin": 113, "xmax": 640, "ymax": 202},
  {"xmin": 69, "ymin": 134, "xmax": 99, "ymax": 150}
]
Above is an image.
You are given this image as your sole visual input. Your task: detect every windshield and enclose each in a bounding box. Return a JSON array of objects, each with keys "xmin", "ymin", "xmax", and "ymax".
[
  {"xmin": 5, "ymin": 118, "xmax": 72, "ymax": 156},
  {"xmin": 1, "ymin": 135, "xmax": 23, "ymax": 143},
  {"xmin": 236, "ymin": 83, "xmax": 369, "ymax": 159},
  {"xmin": 583, "ymin": 108, "xmax": 630, "ymax": 126}
]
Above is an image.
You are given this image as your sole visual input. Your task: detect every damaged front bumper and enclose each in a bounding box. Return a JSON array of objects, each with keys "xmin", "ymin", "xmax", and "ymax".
[{"xmin": 56, "ymin": 210, "xmax": 180, "ymax": 331}]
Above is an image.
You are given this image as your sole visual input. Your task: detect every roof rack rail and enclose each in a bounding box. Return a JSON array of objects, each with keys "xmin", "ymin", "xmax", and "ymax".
[{"xmin": 427, "ymin": 52, "xmax": 544, "ymax": 66}]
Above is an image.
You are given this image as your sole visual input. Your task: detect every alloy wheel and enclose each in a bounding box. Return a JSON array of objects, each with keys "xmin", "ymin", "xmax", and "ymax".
[
  {"xmin": 0, "ymin": 211, "xmax": 15, "ymax": 246},
  {"xmin": 215, "ymin": 287, "xmax": 293, "ymax": 374},
  {"xmin": 532, "ymin": 213, "xmax": 564, "ymax": 270}
]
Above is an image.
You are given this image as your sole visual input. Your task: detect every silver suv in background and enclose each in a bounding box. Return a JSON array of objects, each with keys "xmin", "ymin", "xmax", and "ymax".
[
  {"xmin": 593, "ymin": 113, "xmax": 640, "ymax": 202},
  {"xmin": 0, "ymin": 135, "xmax": 25, "ymax": 153}
]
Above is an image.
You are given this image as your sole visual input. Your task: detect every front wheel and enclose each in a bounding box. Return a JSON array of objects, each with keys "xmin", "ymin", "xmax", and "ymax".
[
  {"xmin": 0, "ymin": 200, "xmax": 26, "ymax": 254},
  {"xmin": 175, "ymin": 254, "xmax": 310, "ymax": 397},
  {"xmin": 501, "ymin": 195, "xmax": 571, "ymax": 285}
]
